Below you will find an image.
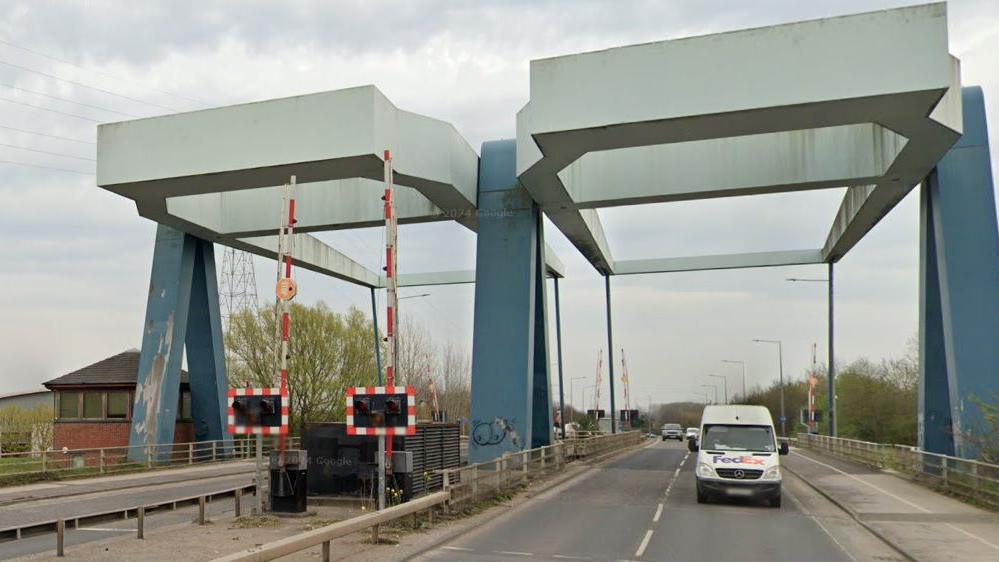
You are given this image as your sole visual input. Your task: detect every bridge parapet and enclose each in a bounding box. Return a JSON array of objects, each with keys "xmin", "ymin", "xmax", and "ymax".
[{"xmin": 797, "ymin": 433, "xmax": 999, "ymax": 510}]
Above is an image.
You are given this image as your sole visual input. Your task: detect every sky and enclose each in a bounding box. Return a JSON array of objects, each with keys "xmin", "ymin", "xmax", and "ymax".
[{"xmin": 1, "ymin": 1, "xmax": 997, "ymax": 415}]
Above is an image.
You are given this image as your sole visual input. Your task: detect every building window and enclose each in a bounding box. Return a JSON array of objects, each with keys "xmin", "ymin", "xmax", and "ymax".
[
  {"xmin": 59, "ymin": 391, "xmax": 80, "ymax": 418},
  {"xmin": 107, "ymin": 391, "xmax": 129, "ymax": 419},
  {"xmin": 83, "ymin": 392, "xmax": 103, "ymax": 419}
]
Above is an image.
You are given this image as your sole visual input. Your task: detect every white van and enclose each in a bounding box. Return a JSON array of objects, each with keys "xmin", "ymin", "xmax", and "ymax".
[{"xmin": 688, "ymin": 405, "xmax": 788, "ymax": 507}]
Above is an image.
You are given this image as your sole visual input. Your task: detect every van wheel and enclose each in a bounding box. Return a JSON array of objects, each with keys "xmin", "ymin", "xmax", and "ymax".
[
  {"xmin": 768, "ymin": 493, "xmax": 781, "ymax": 508},
  {"xmin": 697, "ymin": 487, "xmax": 708, "ymax": 504}
]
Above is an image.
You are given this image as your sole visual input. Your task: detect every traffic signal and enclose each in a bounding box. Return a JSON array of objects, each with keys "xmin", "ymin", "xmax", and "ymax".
[
  {"xmin": 227, "ymin": 387, "xmax": 289, "ymax": 435},
  {"xmin": 384, "ymin": 397, "xmax": 405, "ymax": 427},
  {"xmin": 231, "ymin": 395, "xmax": 282, "ymax": 427},
  {"xmin": 346, "ymin": 387, "xmax": 415, "ymax": 436}
]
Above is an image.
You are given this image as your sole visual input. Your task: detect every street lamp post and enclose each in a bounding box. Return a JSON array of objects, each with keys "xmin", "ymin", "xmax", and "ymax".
[
  {"xmin": 708, "ymin": 374, "xmax": 728, "ymax": 404},
  {"xmin": 722, "ymin": 360, "xmax": 746, "ymax": 402},
  {"xmin": 701, "ymin": 383, "xmax": 718, "ymax": 404},
  {"xmin": 753, "ymin": 339, "xmax": 785, "ymax": 436},
  {"xmin": 787, "ymin": 272, "xmax": 836, "ymax": 437}
]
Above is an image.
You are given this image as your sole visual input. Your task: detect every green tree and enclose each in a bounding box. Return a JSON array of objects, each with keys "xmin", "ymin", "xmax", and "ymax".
[
  {"xmin": 966, "ymin": 396, "xmax": 999, "ymax": 463},
  {"xmin": 225, "ymin": 302, "xmax": 379, "ymax": 432},
  {"xmin": 653, "ymin": 402, "xmax": 706, "ymax": 429},
  {"xmin": 741, "ymin": 341, "xmax": 918, "ymax": 444},
  {"xmin": 0, "ymin": 404, "xmax": 53, "ymax": 452}
]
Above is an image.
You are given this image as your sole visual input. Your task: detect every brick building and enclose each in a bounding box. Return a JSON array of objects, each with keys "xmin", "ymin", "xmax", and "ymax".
[{"xmin": 43, "ymin": 350, "xmax": 195, "ymax": 450}]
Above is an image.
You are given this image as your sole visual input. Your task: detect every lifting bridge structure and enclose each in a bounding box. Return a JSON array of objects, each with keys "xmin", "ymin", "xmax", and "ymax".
[{"xmin": 96, "ymin": 3, "xmax": 999, "ymax": 464}]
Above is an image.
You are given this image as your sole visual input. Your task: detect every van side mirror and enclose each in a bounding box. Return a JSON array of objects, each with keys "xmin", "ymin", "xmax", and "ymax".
[
  {"xmin": 779, "ymin": 442, "xmax": 789, "ymax": 455},
  {"xmin": 688, "ymin": 439, "xmax": 699, "ymax": 453}
]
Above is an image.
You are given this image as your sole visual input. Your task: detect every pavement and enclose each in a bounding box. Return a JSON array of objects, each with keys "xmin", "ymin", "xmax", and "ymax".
[
  {"xmin": 784, "ymin": 448, "xmax": 999, "ymax": 561},
  {"xmin": 411, "ymin": 440, "xmax": 898, "ymax": 562}
]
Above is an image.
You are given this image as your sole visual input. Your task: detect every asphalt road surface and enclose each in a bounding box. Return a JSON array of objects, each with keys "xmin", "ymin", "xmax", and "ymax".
[{"xmin": 413, "ymin": 440, "xmax": 862, "ymax": 562}]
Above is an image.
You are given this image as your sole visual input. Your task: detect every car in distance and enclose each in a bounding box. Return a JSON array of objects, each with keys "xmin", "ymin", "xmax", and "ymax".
[
  {"xmin": 685, "ymin": 427, "xmax": 699, "ymax": 442},
  {"xmin": 690, "ymin": 405, "xmax": 788, "ymax": 507},
  {"xmin": 661, "ymin": 423, "xmax": 683, "ymax": 441}
]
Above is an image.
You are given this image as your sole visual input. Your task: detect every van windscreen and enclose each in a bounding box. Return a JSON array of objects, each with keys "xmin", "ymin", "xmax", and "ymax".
[{"xmin": 701, "ymin": 424, "xmax": 775, "ymax": 452}]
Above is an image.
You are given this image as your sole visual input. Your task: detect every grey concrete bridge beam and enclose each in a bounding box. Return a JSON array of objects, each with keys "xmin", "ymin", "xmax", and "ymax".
[{"xmin": 517, "ymin": 3, "xmax": 961, "ymax": 273}]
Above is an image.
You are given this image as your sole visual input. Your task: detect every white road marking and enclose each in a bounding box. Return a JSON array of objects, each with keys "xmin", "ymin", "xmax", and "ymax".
[
  {"xmin": 552, "ymin": 555, "xmax": 591, "ymax": 560},
  {"xmin": 652, "ymin": 503, "xmax": 663, "ymax": 522},
  {"xmin": 785, "ymin": 487, "xmax": 858, "ymax": 562},
  {"xmin": 78, "ymin": 527, "xmax": 131, "ymax": 532},
  {"xmin": 494, "ymin": 551, "xmax": 533, "ymax": 557},
  {"xmin": 635, "ymin": 529, "xmax": 654, "ymax": 557},
  {"xmin": 944, "ymin": 522, "xmax": 999, "ymax": 551},
  {"xmin": 793, "ymin": 450, "xmax": 999, "ymax": 552},
  {"xmin": 792, "ymin": 451, "xmax": 929, "ymax": 512},
  {"xmin": 441, "ymin": 546, "xmax": 473, "ymax": 551}
]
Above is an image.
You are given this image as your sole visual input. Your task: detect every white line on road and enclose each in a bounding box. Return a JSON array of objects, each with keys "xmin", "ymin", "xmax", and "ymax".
[
  {"xmin": 552, "ymin": 555, "xmax": 591, "ymax": 560},
  {"xmin": 793, "ymin": 451, "xmax": 999, "ymax": 552},
  {"xmin": 635, "ymin": 529, "xmax": 654, "ymax": 557},
  {"xmin": 792, "ymin": 451, "xmax": 928, "ymax": 512},
  {"xmin": 494, "ymin": 551, "xmax": 533, "ymax": 557},
  {"xmin": 441, "ymin": 546, "xmax": 473, "ymax": 551},
  {"xmin": 653, "ymin": 503, "xmax": 663, "ymax": 522},
  {"xmin": 785, "ymin": 487, "xmax": 858, "ymax": 562}
]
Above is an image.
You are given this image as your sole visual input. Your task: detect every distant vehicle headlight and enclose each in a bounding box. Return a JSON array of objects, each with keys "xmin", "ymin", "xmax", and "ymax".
[
  {"xmin": 763, "ymin": 466, "xmax": 781, "ymax": 480},
  {"xmin": 697, "ymin": 462, "xmax": 716, "ymax": 478}
]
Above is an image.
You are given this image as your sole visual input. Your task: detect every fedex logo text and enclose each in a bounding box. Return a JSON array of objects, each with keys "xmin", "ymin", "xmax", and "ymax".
[{"xmin": 712, "ymin": 455, "xmax": 766, "ymax": 465}]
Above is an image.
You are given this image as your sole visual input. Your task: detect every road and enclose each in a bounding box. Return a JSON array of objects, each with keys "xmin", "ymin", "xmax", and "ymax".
[{"xmin": 413, "ymin": 440, "xmax": 889, "ymax": 562}]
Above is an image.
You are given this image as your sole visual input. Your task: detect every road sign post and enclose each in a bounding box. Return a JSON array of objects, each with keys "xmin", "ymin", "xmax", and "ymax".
[
  {"xmin": 255, "ymin": 434, "xmax": 263, "ymax": 514},
  {"xmin": 377, "ymin": 435, "xmax": 386, "ymax": 511}
]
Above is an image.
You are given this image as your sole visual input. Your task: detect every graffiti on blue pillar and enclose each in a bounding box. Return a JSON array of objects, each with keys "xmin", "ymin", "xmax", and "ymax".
[{"xmin": 470, "ymin": 417, "xmax": 522, "ymax": 450}]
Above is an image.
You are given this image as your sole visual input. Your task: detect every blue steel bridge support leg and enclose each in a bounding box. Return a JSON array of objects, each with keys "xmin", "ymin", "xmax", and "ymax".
[
  {"xmin": 919, "ymin": 86, "xmax": 999, "ymax": 459},
  {"xmin": 469, "ymin": 139, "xmax": 553, "ymax": 463},
  {"xmin": 128, "ymin": 225, "xmax": 230, "ymax": 463}
]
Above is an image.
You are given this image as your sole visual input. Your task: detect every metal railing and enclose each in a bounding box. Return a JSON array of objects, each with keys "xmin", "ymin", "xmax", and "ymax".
[
  {"xmin": 214, "ymin": 492, "xmax": 448, "ymax": 562},
  {"xmin": 216, "ymin": 431, "xmax": 643, "ymax": 562},
  {"xmin": 797, "ymin": 433, "xmax": 999, "ymax": 509},
  {"xmin": 437, "ymin": 431, "xmax": 642, "ymax": 511},
  {"xmin": 0, "ymin": 483, "xmax": 257, "ymax": 556},
  {"xmin": 0, "ymin": 437, "xmax": 298, "ymax": 483}
]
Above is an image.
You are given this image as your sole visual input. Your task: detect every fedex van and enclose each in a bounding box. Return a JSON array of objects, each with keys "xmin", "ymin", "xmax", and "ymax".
[{"xmin": 689, "ymin": 405, "xmax": 788, "ymax": 507}]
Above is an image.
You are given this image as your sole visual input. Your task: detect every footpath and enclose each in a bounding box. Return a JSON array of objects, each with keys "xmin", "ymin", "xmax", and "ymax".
[{"xmin": 784, "ymin": 447, "xmax": 999, "ymax": 561}]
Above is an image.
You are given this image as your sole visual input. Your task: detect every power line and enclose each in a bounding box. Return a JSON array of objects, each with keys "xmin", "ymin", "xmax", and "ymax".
[
  {"xmin": 0, "ymin": 58, "xmax": 179, "ymax": 112},
  {"xmin": 0, "ymin": 159, "xmax": 92, "ymax": 175},
  {"xmin": 0, "ymin": 95, "xmax": 99, "ymax": 121},
  {"xmin": 0, "ymin": 37, "xmax": 208, "ymax": 107},
  {"xmin": 0, "ymin": 140, "xmax": 94, "ymax": 161},
  {"xmin": 0, "ymin": 123, "xmax": 93, "ymax": 144},
  {"xmin": 0, "ymin": 81, "xmax": 137, "ymax": 117}
]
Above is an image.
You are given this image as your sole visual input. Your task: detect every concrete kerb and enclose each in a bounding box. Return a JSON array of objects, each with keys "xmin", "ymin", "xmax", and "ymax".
[{"xmin": 783, "ymin": 452, "xmax": 918, "ymax": 562}]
